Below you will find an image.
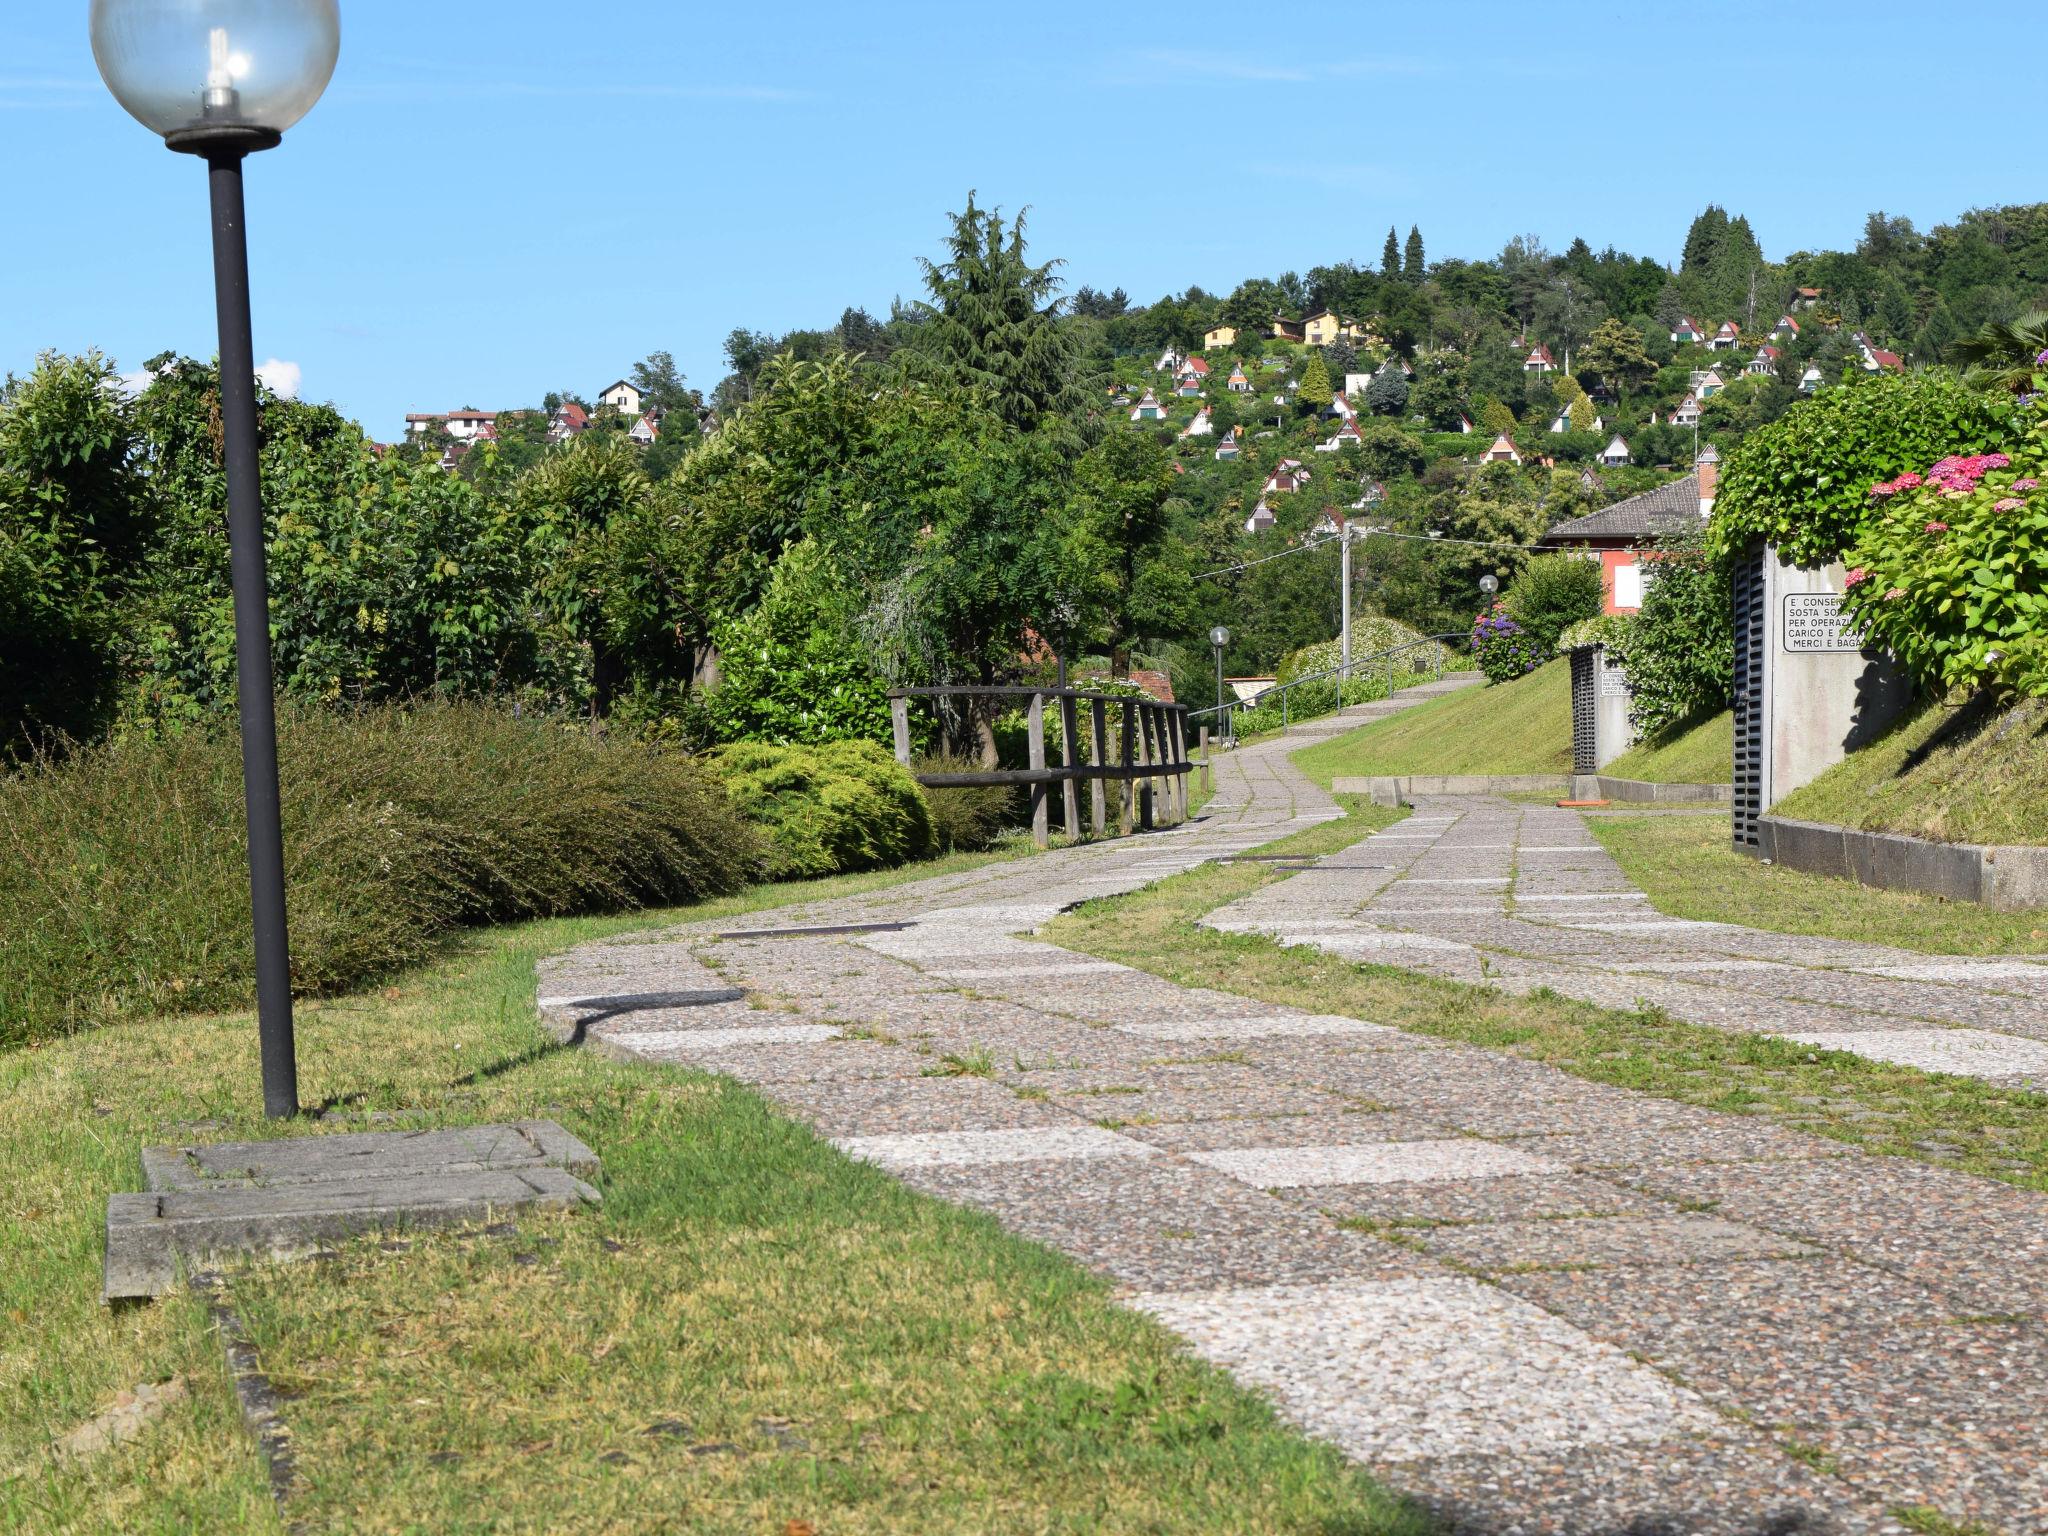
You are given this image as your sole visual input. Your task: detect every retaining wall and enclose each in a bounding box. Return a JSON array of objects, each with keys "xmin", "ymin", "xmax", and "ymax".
[{"xmin": 1758, "ymin": 814, "xmax": 2048, "ymax": 911}]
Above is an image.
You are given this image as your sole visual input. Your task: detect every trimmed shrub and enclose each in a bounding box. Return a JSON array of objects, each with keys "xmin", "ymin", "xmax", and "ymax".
[
  {"xmin": 1624, "ymin": 525, "xmax": 1734, "ymax": 734},
  {"xmin": 0, "ymin": 705, "xmax": 760, "ymax": 1047},
  {"xmin": 715, "ymin": 739, "xmax": 935, "ymax": 879},
  {"xmin": 1504, "ymin": 554, "xmax": 1603, "ymax": 655},
  {"xmin": 1276, "ymin": 619, "xmax": 1446, "ymax": 684},
  {"xmin": 916, "ymin": 755, "xmax": 1018, "ymax": 851}
]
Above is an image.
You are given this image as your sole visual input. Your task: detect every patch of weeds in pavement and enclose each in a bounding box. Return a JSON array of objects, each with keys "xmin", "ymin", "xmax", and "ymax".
[
  {"xmin": 1776, "ymin": 1434, "xmax": 1840, "ymax": 1476},
  {"xmin": 3, "ymin": 853, "xmax": 1435, "ymax": 1536},
  {"xmin": 1590, "ymin": 813, "xmax": 2048, "ymax": 957},
  {"xmin": 922, "ymin": 1047, "xmax": 997, "ymax": 1079},
  {"xmin": 1043, "ymin": 804, "xmax": 2048, "ymax": 1195},
  {"xmin": 1891, "ymin": 1505, "xmax": 1998, "ymax": 1536}
]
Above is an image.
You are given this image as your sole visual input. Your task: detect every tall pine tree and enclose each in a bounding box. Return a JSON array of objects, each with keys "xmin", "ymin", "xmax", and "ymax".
[
  {"xmin": 1381, "ymin": 227, "xmax": 1400, "ymax": 279},
  {"xmin": 1403, "ymin": 225, "xmax": 1425, "ymax": 283},
  {"xmin": 915, "ymin": 192, "xmax": 1084, "ymax": 432}
]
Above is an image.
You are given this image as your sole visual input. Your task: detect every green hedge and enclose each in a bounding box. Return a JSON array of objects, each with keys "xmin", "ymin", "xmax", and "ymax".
[
  {"xmin": 0, "ymin": 706, "xmax": 761, "ymax": 1047},
  {"xmin": 715, "ymin": 740, "xmax": 936, "ymax": 879}
]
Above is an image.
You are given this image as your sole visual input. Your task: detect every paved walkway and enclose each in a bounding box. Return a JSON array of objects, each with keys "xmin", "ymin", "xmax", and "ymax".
[
  {"xmin": 1216, "ymin": 795, "xmax": 2048, "ymax": 1093},
  {"xmin": 537, "ymin": 696, "xmax": 2047, "ymax": 1535}
]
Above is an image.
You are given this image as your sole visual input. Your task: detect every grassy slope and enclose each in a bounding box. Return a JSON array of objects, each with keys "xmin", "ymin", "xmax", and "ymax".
[
  {"xmin": 1604, "ymin": 712, "xmax": 1734, "ymax": 785},
  {"xmin": 1, "ymin": 849, "xmax": 1422, "ymax": 1536},
  {"xmin": 1773, "ymin": 693, "xmax": 2048, "ymax": 846},
  {"xmin": 1291, "ymin": 660, "xmax": 1573, "ymax": 784},
  {"xmin": 1592, "ymin": 814, "xmax": 2048, "ymax": 955}
]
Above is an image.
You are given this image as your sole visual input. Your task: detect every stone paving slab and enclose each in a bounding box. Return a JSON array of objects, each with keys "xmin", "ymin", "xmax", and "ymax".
[
  {"xmin": 1135, "ymin": 1277, "xmax": 1723, "ymax": 1460},
  {"xmin": 139, "ymin": 1121, "xmax": 598, "ymax": 1191},
  {"xmin": 1189, "ymin": 1138, "xmax": 1567, "ymax": 1189},
  {"xmin": 1416, "ymin": 1212, "xmax": 1819, "ymax": 1272},
  {"xmin": 833, "ymin": 1125, "xmax": 1159, "ymax": 1171}
]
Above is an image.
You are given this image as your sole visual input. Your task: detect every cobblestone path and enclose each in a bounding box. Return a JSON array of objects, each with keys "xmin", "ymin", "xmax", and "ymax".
[{"xmin": 538, "ymin": 705, "xmax": 2046, "ymax": 1535}]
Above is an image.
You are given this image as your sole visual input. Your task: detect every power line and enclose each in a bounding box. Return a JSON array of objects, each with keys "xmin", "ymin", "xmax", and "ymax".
[{"xmin": 1198, "ymin": 524, "xmax": 1551, "ymax": 580}]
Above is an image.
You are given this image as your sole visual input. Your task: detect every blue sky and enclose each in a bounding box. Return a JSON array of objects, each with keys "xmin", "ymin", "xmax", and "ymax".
[{"xmin": 5, "ymin": 1, "xmax": 2033, "ymax": 437}]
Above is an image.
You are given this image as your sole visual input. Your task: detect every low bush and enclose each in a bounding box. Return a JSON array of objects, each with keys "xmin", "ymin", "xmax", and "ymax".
[
  {"xmin": 915, "ymin": 755, "xmax": 1017, "ymax": 851},
  {"xmin": 715, "ymin": 739, "xmax": 935, "ymax": 879},
  {"xmin": 1624, "ymin": 525, "xmax": 1734, "ymax": 735},
  {"xmin": 1471, "ymin": 602, "xmax": 1544, "ymax": 683},
  {"xmin": 1276, "ymin": 619, "xmax": 1447, "ymax": 684},
  {"xmin": 0, "ymin": 705, "xmax": 760, "ymax": 1047},
  {"xmin": 1504, "ymin": 554, "xmax": 1603, "ymax": 654}
]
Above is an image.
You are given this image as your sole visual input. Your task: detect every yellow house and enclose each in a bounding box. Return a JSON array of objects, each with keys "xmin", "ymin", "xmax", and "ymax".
[
  {"xmin": 1204, "ymin": 324, "xmax": 1237, "ymax": 349},
  {"xmin": 1303, "ymin": 309, "xmax": 1345, "ymax": 347}
]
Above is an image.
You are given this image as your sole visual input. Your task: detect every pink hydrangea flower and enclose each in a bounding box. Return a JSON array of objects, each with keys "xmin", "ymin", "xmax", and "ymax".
[
  {"xmin": 1884, "ymin": 587, "xmax": 1907, "ymax": 601},
  {"xmin": 2013, "ymin": 478, "xmax": 2039, "ymax": 492},
  {"xmin": 1994, "ymin": 497, "xmax": 2025, "ymax": 512},
  {"xmin": 1893, "ymin": 472, "xmax": 1923, "ymax": 490},
  {"xmin": 1924, "ymin": 521, "xmax": 1949, "ymax": 534},
  {"xmin": 1844, "ymin": 567, "xmax": 1869, "ymax": 588}
]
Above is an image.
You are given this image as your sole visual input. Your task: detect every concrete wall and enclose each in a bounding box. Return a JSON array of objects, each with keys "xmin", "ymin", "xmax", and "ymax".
[
  {"xmin": 1572, "ymin": 776, "xmax": 1732, "ymax": 804},
  {"xmin": 1333, "ymin": 774, "xmax": 1568, "ymax": 806},
  {"xmin": 1757, "ymin": 551, "xmax": 1913, "ymax": 810},
  {"xmin": 1759, "ymin": 814, "xmax": 2048, "ymax": 911}
]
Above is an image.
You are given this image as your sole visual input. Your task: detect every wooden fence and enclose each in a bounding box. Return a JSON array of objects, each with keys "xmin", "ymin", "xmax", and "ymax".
[{"xmin": 888, "ymin": 686, "xmax": 1195, "ymax": 849}]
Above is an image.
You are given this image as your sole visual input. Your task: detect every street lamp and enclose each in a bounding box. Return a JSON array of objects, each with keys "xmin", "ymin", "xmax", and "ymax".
[
  {"xmin": 92, "ymin": 0, "xmax": 341, "ymax": 1120},
  {"xmin": 1210, "ymin": 625, "xmax": 1232, "ymax": 742},
  {"xmin": 1480, "ymin": 573, "xmax": 1500, "ymax": 598}
]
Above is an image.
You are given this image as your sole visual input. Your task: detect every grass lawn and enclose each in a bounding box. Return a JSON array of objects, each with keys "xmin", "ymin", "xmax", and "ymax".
[
  {"xmin": 1291, "ymin": 661, "xmax": 1571, "ymax": 786},
  {"xmin": 1, "ymin": 847, "xmax": 1425, "ymax": 1536},
  {"xmin": 1603, "ymin": 712, "xmax": 1733, "ymax": 785},
  {"xmin": 1590, "ymin": 813, "xmax": 2048, "ymax": 956},
  {"xmin": 1774, "ymin": 692, "xmax": 2048, "ymax": 846},
  {"xmin": 1044, "ymin": 800, "xmax": 2048, "ymax": 1196}
]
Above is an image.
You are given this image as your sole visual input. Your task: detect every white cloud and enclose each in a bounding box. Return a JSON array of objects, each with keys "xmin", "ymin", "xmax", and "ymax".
[{"xmin": 256, "ymin": 359, "xmax": 302, "ymax": 398}]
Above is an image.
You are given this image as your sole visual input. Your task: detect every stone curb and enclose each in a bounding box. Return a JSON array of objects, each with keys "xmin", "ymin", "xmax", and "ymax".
[
  {"xmin": 1758, "ymin": 812, "xmax": 2048, "ymax": 911},
  {"xmin": 1570, "ymin": 775, "xmax": 1733, "ymax": 805},
  {"xmin": 1333, "ymin": 774, "xmax": 1569, "ymax": 806}
]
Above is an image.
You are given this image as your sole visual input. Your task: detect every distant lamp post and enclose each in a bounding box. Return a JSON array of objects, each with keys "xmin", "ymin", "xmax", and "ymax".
[
  {"xmin": 1210, "ymin": 625, "xmax": 1232, "ymax": 740},
  {"xmin": 92, "ymin": 0, "xmax": 341, "ymax": 1121},
  {"xmin": 1480, "ymin": 573, "xmax": 1500, "ymax": 598}
]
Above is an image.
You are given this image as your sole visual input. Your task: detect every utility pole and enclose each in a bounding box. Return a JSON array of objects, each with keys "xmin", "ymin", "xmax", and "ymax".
[{"xmin": 1341, "ymin": 523, "xmax": 1352, "ymax": 679}]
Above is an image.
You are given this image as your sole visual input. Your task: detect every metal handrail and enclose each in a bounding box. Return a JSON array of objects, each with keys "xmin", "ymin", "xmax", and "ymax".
[{"xmin": 1187, "ymin": 632, "xmax": 1469, "ymax": 738}]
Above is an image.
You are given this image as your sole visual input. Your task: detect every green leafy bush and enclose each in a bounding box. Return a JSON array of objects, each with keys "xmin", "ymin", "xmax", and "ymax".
[
  {"xmin": 916, "ymin": 754, "xmax": 1017, "ymax": 850},
  {"xmin": 1842, "ymin": 395, "xmax": 2048, "ymax": 695},
  {"xmin": 1622, "ymin": 526, "xmax": 1734, "ymax": 734},
  {"xmin": 1276, "ymin": 619, "xmax": 1446, "ymax": 683},
  {"xmin": 1710, "ymin": 373, "xmax": 2014, "ymax": 567},
  {"xmin": 1558, "ymin": 614, "xmax": 1636, "ymax": 653},
  {"xmin": 1504, "ymin": 554, "xmax": 1603, "ymax": 654},
  {"xmin": 715, "ymin": 739, "xmax": 935, "ymax": 878},
  {"xmin": 0, "ymin": 706, "xmax": 759, "ymax": 1046}
]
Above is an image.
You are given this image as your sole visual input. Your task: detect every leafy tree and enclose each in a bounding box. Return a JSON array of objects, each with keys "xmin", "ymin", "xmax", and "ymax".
[
  {"xmin": 1353, "ymin": 422, "xmax": 1425, "ymax": 482},
  {"xmin": 1381, "ymin": 227, "xmax": 1400, "ymax": 280},
  {"xmin": 1297, "ymin": 350, "xmax": 1335, "ymax": 411},
  {"xmin": 1322, "ymin": 338, "xmax": 1358, "ymax": 379},
  {"xmin": 1362, "ymin": 367, "xmax": 1409, "ymax": 417},
  {"xmin": 1578, "ymin": 316, "xmax": 1657, "ymax": 398},
  {"xmin": 1503, "ymin": 553, "xmax": 1602, "ymax": 653},
  {"xmin": 1403, "ymin": 225, "xmax": 1426, "ymax": 283},
  {"xmin": 837, "ymin": 306, "xmax": 895, "ymax": 360},
  {"xmin": 1479, "ymin": 397, "xmax": 1518, "ymax": 438},
  {"xmin": 630, "ymin": 351, "xmax": 701, "ymax": 418},
  {"xmin": 1409, "ymin": 354, "xmax": 1468, "ymax": 429},
  {"xmin": 914, "ymin": 191, "xmax": 1084, "ymax": 432},
  {"xmin": 0, "ymin": 352, "xmax": 142, "ymax": 754},
  {"xmin": 1067, "ymin": 429, "xmax": 1186, "ymax": 675}
]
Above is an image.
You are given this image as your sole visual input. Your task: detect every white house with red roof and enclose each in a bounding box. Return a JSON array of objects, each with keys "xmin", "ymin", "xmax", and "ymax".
[
  {"xmin": 1226, "ymin": 362, "xmax": 1252, "ymax": 392},
  {"xmin": 1523, "ymin": 344, "xmax": 1557, "ymax": 373},
  {"xmin": 405, "ymin": 408, "xmax": 499, "ymax": 442},
  {"xmin": 1600, "ymin": 434, "xmax": 1632, "ymax": 466},
  {"xmin": 629, "ymin": 412, "xmax": 661, "ymax": 446},
  {"xmin": 1176, "ymin": 355, "xmax": 1211, "ymax": 382},
  {"xmin": 1670, "ymin": 317, "xmax": 1706, "ymax": 344},
  {"xmin": 1262, "ymin": 460, "xmax": 1312, "ymax": 495},
  {"xmin": 1851, "ymin": 333, "xmax": 1904, "ymax": 373},
  {"xmin": 1214, "ymin": 424, "xmax": 1243, "ymax": 460},
  {"xmin": 1708, "ymin": 322, "xmax": 1741, "ymax": 351},
  {"xmin": 1669, "ymin": 394, "xmax": 1702, "ymax": 427},
  {"xmin": 1179, "ymin": 405, "xmax": 1213, "ymax": 438},
  {"xmin": 547, "ymin": 402, "xmax": 589, "ymax": 443},
  {"xmin": 1174, "ymin": 376, "xmax": 1204, "ymax": 399},
  {"xmin": 1694, "ymin": 369, "xmax": 1728, "ymax": 399},
  {"xmin": 1130, "ymin": 390, "xmax": 1168, "ymax": 421},
  {"xmin": 1456, "ymin": 411, "xmax": 1475, "ymax": 434},
  {"xmin": 1771, "ymin": 314, "xmax": 1801, "ymax": 341},
  {"xmin": 1315, "ymin": 416, "xmax": 1362, "ymax": 453},
  {"xmin": 1481, "ymin": 433, "xmax": 1521, "ymax": 464},
  {"xmin": 1244, "ymin": 498, "xmax": 1276, "ymax": 534},
  {"xmin": 1746, "ymin": 344, "xmax": 1781, "ymax": 377},
  {"xmin": 1155, "ymin": 347, "xmax": 1183, "ymax": 373}
]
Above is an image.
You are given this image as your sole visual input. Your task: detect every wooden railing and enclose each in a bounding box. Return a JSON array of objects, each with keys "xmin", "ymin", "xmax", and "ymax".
[{"xmin": 888, "ymin": 686, "xmax": 1195, "ymax": 849}]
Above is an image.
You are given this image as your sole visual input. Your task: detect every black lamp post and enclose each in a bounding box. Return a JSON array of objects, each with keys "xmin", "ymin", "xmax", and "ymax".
[
  {"xmin": 1210, "ymin": 624, "xmax": 1231, "ymax": 742},
  {"xmin": 92, "ymin": 0, "xmax": 341, "ymax": 1120}
]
